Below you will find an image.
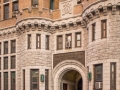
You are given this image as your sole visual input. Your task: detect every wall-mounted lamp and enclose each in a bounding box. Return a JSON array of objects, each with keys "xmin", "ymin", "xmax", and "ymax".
[{"xmin": 41, "ymin": 74, "xmax": 44, "ymax": 82}]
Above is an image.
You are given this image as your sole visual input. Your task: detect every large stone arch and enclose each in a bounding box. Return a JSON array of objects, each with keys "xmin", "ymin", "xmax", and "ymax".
[{"xmin": 53, "ymin": 60, "xmax": 87, "ymax": 90}]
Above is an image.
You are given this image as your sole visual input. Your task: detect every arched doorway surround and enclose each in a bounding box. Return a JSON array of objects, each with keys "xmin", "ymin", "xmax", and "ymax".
[{"xmin": 53, "ymin": 60, "xmax": 87, "ymax": 90}]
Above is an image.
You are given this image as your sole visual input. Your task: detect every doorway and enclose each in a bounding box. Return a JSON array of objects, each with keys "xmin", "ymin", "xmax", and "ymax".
[{"xmin": 61, "ymin": 70, "xmax": 83, "ymax": 90}]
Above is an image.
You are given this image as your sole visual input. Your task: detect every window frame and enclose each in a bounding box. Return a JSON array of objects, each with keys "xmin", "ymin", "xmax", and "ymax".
[
  {"xmin": 57, "ymin": 35, "xmax": 63, "ymax": 50},
  {"xmin": 28, "ymin": 34, "xmax": 31, "ymax": 49},
  {"xmin": 65, "ymin": 34, "xmax": 72, "ymax": 49},
  {"xmin": 11, "ymin": 56, "xmax": 16, "ymax": 69},
  {"xmin": 30, "ymin": 69, "xmax": 39, "ymax": 90},
  {"xmin": 45, "ymin": 35, "xmax": 49, "ymax": 50},
  {"xmin": 4, "ymin": 41, "xmax": 8, "ymax": 54},
  {"xmin": 4, "ymin": 4, "xmax": 9, "ymax": 20},
  {"xmin": 4, "ymin": 57, "xmax": 8, "ymax": 69},
  {"xmin": 4, "ymin": 72, "xmax": 8, "ymax": 90},
  {"xmin": 45, "ymin": 69, "xmax": 49, "ymax": 90},
  {"xmin": 101, "ymin": 20, "xmax": 107, "ymax": 39},
  {"xmin": 36, "ymin": 34, "xmax": 41, "ymax": 49},
  {"xmin": 31, "ymin": 0, "xmax": 38, "ymax": 7},
  {"xmin": 75, "ymin": 32, "xmax": 81, "ymax": 47},
  {"xmin": 92, "ymin": 23, "xmax": 96, "ymax": 41},
  {"xmin": 110, "ymin": 62, "xmax": 116, "ymax": 90},
  {"xmin": 11, "ymin": 40, "xmax": 16, "ymax": 53},
  {"xmin": 11, "ymin": 71, "xmax": 16, "ymax": 90},
  {"xmin": 12, "ymin": 1, "xmax": 18, "ymax": 11}
]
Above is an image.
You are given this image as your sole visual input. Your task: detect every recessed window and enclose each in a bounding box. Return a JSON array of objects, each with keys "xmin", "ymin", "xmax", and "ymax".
[
  {"xmin": 101, "ymin": 20, "xmax": 107, "ymax": 38},
  {"xmin": 11, "ymin": 71, "xmax": 16, "ymax": 90},
  {"xmin": 0, "ymin": 72, "xmax": 1, "ymax": 90},
  {"xmin": 11, "ymin": 56, "xmax": 16, "ymax": 69},
  {"xmin": 4, "ymin": 72, "xmax": 8, "ymax": 90},
  {"xmin": 4, "ymin": 57, "xmax": 8, "ymax": 69},
  {"xmin": 57, "ymin": 35, "xmax": 63, "ymax": 50},
  {"xmin": 46, "ymin": 35, "xmax": 49, "ymax": 50},
  {"xmin": 13, "ymin": 1, "xmax": 18, "ymax": 11},
  {"xmin": 36, "ymin": 34, "xmax": 41, "ymax": 49},
  {"xmin": 30, "ymin": 69, "xmax": 39, "ymax": 90},
  {"xmin": 94, "ymin": 64, "xmax": 103, "ymax": 89},
  {"xmin": 0, "ymin": 42, "xmax": 1, "ymax": 55},
  {"xmin": 23, "ymin": 70, "xmax": 25, "ymax": 90},
  {"xmin": 110, "ymin": 63, "xmax": 116, "ymax": 90},
  {"xmin": 45, "ymin": 69, "xmax": 49, "ymax": 90},
  {"xmin": 4, "ymin": 0, "xmax": 9, "ymax": 3},
  {"xmin": 32, "ymin": 0, "xmax": 38, "ymax": 7},
  {"xmin": 4, "ymin": 4, "xmax": 9, "ymax": 20},
  {"xmin": 11, "ymin": 40, "xmax": 16, "ymax": 53},
  {"xmin": 92, "ymin": 23, "xmax": 96, "ymax": 41},
  {"xmin": 4, "ymin": 41, "xmax": 8, "ymax": 54},
  {"xmin": 66, "ymin": 34, "xmax": 72, "ymax": 49},
  {"xmin": 28, "ymin": 34, "xmax": 31, "ymax": 49},
  {"xmin": 0, "ymin": 58, "xmax": 1, "ymax": 70},
  {"xmin": 50, "ymin": 0, "xmax": 54, "ymax": 10},
  {"xmin": 75, "ymin": 32, "xmax": 81, "ymax": 47}
]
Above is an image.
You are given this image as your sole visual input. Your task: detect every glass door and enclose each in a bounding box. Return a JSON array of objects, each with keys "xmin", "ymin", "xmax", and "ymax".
[{"xmin": 30, "ymin": 69, "xmax": 39, "ymax": 90}]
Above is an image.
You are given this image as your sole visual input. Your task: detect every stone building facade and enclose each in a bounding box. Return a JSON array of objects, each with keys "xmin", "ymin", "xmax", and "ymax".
[{"xmin": 0, "ymin": 0, "xmax": 120, "ymax": 90}]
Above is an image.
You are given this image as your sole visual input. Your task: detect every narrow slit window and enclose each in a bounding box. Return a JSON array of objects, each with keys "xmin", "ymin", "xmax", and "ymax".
[
  {"xmin": 57, "ymin": 35, "xmax": 63, "ymax": 50},
  {"xmin": 4, "ymin": 41, "xmax": 8, "ymax": 54},
  {"xmin": 110, "ymin": 63, "xmax": 116, "ymax": 90},
  {"xmin": 92, "ymin": 23, "xmax": 96, "ymax": 41},
  {"xmin": 46, "ymin": 35, "xmax": 49, "ymax": 50},
  {"xmin": 75, "ymin": 32, "xmax": 81, "ymax": 47},
  {"xmin": 36, "ymin": 34, "xmax": 41, "ymax": 49},
  {"xmin": 28, "ymin": 34, "xmax": 31, "ymax": 49},
  {"xmin": 101, "ymin": 20, "xmax": 107, "ymax": 38}
]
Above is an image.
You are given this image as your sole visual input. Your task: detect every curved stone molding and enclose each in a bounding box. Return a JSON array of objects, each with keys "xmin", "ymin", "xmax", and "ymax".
[{"xmin": 53, "ymin": 60, "xmax": 87, "ymax": 90}]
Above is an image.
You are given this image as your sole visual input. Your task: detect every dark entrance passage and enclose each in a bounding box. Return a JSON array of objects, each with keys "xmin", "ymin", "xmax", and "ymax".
[
  {"xmin": 78, "ymin": 78, "xmax": 83, "ymax": 90},
  {"xmin": 61, "ymin": 70, "xmax": 83, "ymax": 90}
]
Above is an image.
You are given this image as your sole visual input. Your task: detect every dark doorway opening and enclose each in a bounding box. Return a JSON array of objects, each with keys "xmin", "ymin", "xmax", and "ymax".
[{"xmin": 78, "ymin": 78, "xmax": 83, "ymax": 90}]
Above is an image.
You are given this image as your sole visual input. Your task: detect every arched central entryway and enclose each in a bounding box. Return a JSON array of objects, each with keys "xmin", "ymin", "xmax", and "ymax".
[
  {"xmin": 62, "ymin": 70, "xmax": 83, "ymax": 90},
  {"xmin": 53, "ymin": 60, "xmax": 87, "ymax": 90}
]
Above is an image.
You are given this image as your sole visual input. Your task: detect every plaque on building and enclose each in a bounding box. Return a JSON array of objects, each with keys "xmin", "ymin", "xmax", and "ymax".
[{"xmin": 53, "ymin": 51, "xmax": 85, "ymax": 68}]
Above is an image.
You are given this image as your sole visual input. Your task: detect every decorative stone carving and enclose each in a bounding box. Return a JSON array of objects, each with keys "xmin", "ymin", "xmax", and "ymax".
[
  {"xmin": 73, "ymin": 22, "xmax": 77, "ymax": 30},
  {"xmin": 95, "ymin": 9, "xmax": 100, "ymax": 18},
  {"xmin": 66, "ymin": 24, "xmax": 70, "ymax": 31},
  {"xmin": 103, "ymin": 6, "xmax": 107, "ymax": 16},
  {"xmin": 84, "ymin": 17, "xmax": 89, "ymax": 24},
  {"xmin": 38, "ymin": 24, "xmax": 42, "ymax": 31},
  {"xmin": 50, "ymin": 26, "xmax": 55, "ymax": 34},
  {"xmin": 44, "ymin": 25, "xmax": 48, "ymax": 32},
  {"xmin": 25, "ymin": 24, "xmax": 30, "ymax": 32},
  {"xmin": 62, "ymin": 2, "xmax": 72, "ymax": 16},
  {"xmin": 112, "ymin": 5, "xmax": 116, "ymax": 15},
  {"xmin": 31, "ymin": 23, "xmax": 36, "ymax": 31},
  {"xmin": 81, "ymin": 20, "xmax": 86, "ymax": 28},
  {"xmin": 88, "ymin": 13, "xmax": 94, "ymax": 21},
  {"xmin": 59, "ymin": 25, "xmax": 63, "ymax": 32}
]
